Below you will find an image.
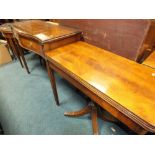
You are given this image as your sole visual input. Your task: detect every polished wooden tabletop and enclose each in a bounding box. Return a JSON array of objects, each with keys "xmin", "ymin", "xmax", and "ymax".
[
  {"xmin": 13, "ymin": 20, "xmax": 81, "ymax": 43},
  {"xmin": 46, "ymin": 41, "xmax": 155, "ymax": 132},
  {"xmin": 142, "ymin": 51, "xmax": 155, "ymax": 69}
]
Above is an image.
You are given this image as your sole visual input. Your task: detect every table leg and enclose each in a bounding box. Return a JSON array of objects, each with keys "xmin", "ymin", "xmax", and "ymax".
[
  {"xmin": 6, "ymin": 42, "xmax": 16, "ymax": 60},
  {"xmin": 46, "ymin": 61, "xmax": 60, "ymax": 106},
  {"xmin": 15, "ymin": 40, "xmax": 30, "ymax": 74},
  {"xmin": 91, "ymin": 104, "xmax": 99, "ymax": 135},
  {"xmin": 7, "ymin": 38, "xmax": 24, "ymax": 68},
  {"xmin": 39, "ymin": 56, "xmax": 42, "ymax": 66}
]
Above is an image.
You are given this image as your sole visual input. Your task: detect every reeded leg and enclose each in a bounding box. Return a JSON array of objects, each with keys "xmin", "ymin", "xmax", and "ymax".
[{"xmin": 46, "ymin": 61, "xmax": 60, "ymax": 106}]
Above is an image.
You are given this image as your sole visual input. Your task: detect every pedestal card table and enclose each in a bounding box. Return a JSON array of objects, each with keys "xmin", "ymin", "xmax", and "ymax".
[{"xmin": 46, "ymin": 41, "xmax": 155, "ymax": 135}]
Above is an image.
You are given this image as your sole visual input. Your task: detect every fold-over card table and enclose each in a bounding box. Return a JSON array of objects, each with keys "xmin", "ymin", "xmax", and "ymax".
[{"xmin": 46, "ymin": 41, "xmax": 155, "ymax": 135}]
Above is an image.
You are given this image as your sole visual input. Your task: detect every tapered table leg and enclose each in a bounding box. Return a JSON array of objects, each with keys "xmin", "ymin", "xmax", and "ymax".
[
  {"xmin": 39, "ymin": 55, "xmax": 42, "ymax": 66},
  {"xmin": 6, "ymin": 41, "xmax": 16, "ymax": 60},
  {"xmin": 8, "ymin": 38, "xmax": 24, "ymax": 68},
  {"xmin": 42, "ymin": 58, "xmax": 46, "ymax": 67},
  {"xmin": 46, "ymin": 61, "xmax": 60, "ymax": 106},
  {"xmin": 91, "ymin": 105, "xmax": 99, "ymax": 135},
  {"xmin": 16, "ymin": 43, "xmax": 30, "ymax": 74},
  {"xmin": 18, "ymin": 55, "xmax": 24, "ymax": 68}
]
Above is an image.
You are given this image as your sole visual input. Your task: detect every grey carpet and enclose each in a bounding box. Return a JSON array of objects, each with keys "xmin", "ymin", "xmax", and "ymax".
[{"xmin": 0, "ymin": 53, "xmax": 129, "ymax": 135}]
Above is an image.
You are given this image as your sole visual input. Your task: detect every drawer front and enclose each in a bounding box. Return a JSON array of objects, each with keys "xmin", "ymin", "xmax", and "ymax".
[
  {"xmin": 17, "ymin": 35, "xmax": 44, "ymax": 57},
  {"xmin": 17, "ymin": 33, "xmax": 82, "ymax": 58}
]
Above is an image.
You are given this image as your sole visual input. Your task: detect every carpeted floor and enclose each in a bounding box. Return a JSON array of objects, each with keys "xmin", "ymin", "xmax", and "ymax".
[{"xmin": 0, "ymin": 53, "xmax": 129, "ymax": 135}]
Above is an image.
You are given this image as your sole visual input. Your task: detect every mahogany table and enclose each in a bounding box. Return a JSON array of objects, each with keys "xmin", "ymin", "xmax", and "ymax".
[
  {"xmin": 1, "ymin": 20, "xmax": 82, "ymax": 73},
  {"xmin": 46, "ymin": 41, "xmax": 155, "ymax": 135},
  {"xmin": 13, "ymin": 20, "xmax": 82, "ymax": 57}
]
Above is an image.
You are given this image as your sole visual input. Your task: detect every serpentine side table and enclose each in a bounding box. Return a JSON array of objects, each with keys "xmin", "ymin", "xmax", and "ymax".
[{"xmin": 12, "ymin": 20, "xmax": 82, "ymax": 73}]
